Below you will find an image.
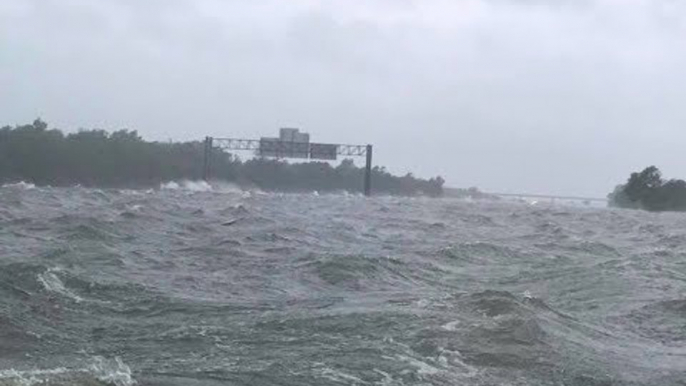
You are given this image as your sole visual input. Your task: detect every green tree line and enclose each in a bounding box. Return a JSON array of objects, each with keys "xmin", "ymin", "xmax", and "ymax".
[
  {"xmin": 0, "ymin": 120, "xmax": 444, "ymax": 196},
  {"xmin": 608, "ymin": 166, "xmax": 686, "ymax": 211}
]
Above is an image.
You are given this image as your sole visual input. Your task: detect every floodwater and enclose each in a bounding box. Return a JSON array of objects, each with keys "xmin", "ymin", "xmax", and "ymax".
[{"xmin": 1, "ymin": 182, "xmax": 685, "ymax": 385}]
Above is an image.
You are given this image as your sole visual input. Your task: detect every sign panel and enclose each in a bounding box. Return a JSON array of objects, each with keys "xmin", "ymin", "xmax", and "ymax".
[
  {"xmin": 310, "ymin": 143, "xmax": 338, "ymax": 160},
  {"xmin": 290, "ymin": 141, "xmax": 310, "ymax": 159},
  {"xmin": 258, "ymin": 138, "xmax": 281, "ymax": 158},
  {"xmin": 259, "ymin": 138, "xmax": 310, "ymax": 159}
]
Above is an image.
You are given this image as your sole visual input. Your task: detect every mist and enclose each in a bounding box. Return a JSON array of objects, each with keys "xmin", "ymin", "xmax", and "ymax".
[{"xmin": 2, "ymin": 0, "xmax": 686, "ymax": 197}]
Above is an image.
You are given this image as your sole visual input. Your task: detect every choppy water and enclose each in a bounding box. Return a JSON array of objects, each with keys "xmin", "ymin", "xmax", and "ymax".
[{"xmin": 1, "ymin": 182, "xmax": 686, "ymax": 385}]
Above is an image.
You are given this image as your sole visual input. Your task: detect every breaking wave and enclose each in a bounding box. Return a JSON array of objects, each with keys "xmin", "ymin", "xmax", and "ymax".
[
  {"xmin": 160, "ymin": 180, "xmax": 213, "ymax": 192},
  {"xmin": 37, "ymin": 268, "xmax": 84, "ymax": 303},
  {"xmin": 159, "ymin": 180, "xmax": 247, "ymax": 194},
  {"xmin": 1, "ymin": 181, "xmax": 36, "ymax": 190}
]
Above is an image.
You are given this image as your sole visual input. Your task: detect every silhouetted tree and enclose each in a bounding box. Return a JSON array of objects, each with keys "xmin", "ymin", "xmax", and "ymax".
[{"xmin": 609, "ymin": 166, "xmax": 686, "ymax": 211}]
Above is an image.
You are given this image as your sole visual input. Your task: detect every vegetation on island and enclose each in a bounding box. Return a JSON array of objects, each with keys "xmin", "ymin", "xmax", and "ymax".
[
  {"xmin": 0, "ymin": 119, "xmax": 445, "ymax": 196},
  {"xmin": 608, "ymin": 166, "xmax": 686, "ymax": 211}
]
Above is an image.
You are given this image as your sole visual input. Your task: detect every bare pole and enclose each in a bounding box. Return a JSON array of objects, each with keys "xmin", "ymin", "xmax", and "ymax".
[
  {"xmin": 203, "ymin": 136, "xmax": 213, "ymax": 181},
  {"xmin": 364, "ymin": 144, "xmax": 373, "ymax": 196}
]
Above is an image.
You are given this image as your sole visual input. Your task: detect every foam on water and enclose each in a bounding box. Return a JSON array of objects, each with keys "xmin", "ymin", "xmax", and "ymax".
[{"xmin": 0, "ymin": 357, "xmax": 135, "ymax": 386}]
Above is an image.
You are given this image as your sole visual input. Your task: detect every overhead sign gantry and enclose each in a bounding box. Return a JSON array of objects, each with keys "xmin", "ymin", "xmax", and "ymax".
[{"xmin": 202, "ymin": 128, "xmax": 373, "ymax": 196}]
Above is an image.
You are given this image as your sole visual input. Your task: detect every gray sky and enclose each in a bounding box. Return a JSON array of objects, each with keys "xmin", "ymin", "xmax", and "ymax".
[{"xmin": 2, "ymin": 0, "xmax": 686, "ymax": 197}]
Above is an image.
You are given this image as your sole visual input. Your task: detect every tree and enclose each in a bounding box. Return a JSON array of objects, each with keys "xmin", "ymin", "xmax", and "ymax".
[
  {"xmin": 607, "ymin": 184, "xmax": 635, "ymax": 209},
  {"xmin": 623, "ymin": 166, "xmax": 662, "ymax": 204},
  {"xmin": 32, "ymin": 118, "xmax": 48, "ymax": 131},
  {"xmin": 609, "ymin": 166, "xmax": 686, "ymax": 211}
]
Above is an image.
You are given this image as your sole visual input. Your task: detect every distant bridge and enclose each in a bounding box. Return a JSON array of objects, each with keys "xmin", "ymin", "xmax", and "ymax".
[{"xmin": 492, "ymin": 192, "xmax": 607, "ymax": 203}]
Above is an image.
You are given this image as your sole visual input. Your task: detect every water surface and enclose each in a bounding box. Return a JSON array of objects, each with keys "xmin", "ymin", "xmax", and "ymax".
[{"xmin": 1, "ymin": 183, "xmax": 685, "ymax": 385}]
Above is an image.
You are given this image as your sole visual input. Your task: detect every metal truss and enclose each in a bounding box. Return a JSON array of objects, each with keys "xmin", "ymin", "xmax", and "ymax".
[{"xmin": 211, "ymin": 138, "xmax": 368, "ymax": 157}]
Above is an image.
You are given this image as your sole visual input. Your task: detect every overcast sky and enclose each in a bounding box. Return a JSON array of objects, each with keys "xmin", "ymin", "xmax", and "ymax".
[{"xmin": 2, "ymin": 0, "xmax": 686, "ymax": 197}]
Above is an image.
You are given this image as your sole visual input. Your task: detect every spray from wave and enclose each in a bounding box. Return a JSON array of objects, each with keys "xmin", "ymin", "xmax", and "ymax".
[
  {"xmin": 159, "ymin": 180, "xmax": 249, "ymax": 195},
  {"xmin": 1, "ymin": 182, "xmax": 36, "ymax": 190},
  {"xmin": 160, "ymin": 180, "xmax": 213, "ymax": 192}
]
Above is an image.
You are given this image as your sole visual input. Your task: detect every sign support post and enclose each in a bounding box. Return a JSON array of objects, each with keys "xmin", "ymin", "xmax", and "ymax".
[
  {"xmin": 364, "ymin": 145, "xmax": 373, "ymax": 197},
  {"xmin": 203, "ymin": 136, "xmax": 213, "ymax": 181}
]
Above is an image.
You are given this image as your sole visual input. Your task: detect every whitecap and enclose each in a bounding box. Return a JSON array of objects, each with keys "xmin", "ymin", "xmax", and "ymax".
[
  {"xmin": 0, "ymin": 357, "xmax": 135, "ymax": 386},
  {"xmin": 441, "ymin": 320, "xmax": 460, "ymax": 331},
  {"xmin": 316, "ymin": 367, "xmax": 364, "ymax": 384},
  {"xmin": 182, "ymin": 180, "xmax": 213, "ymax": 192},
  {"xmin": 90, "ymin": 356, "xmax": 137, "ymax": 386},
  {"xmin": 1, "ymin": 181, "xmax": 36, "ymax": 190},
  {"xmin": 160, "ymin": 180, "xmax": 214, "ymax": 192},
  {"xmin": 37, "ymin": 269, "xmax": 83, "ymax": 303},
  {"xmin": 393, "ymin": 355, "xmax": 441, "ymax": 375},
  {"xmin": 160, "ymin": 181, "xmax": 181, "ymax": 190}
]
